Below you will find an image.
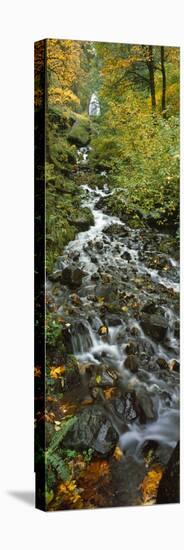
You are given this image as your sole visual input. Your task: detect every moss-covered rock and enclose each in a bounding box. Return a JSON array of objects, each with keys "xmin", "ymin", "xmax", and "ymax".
[
  {"xmin": 68, "ymin": 115, "xmax": 91, "ymax": 147},
  {"xmin": 69, "ymin": 207, "xmax": 94, "ymax": 231}
]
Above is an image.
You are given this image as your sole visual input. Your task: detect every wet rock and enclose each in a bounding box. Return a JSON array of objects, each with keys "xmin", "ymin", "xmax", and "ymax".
[
  {"xmin": 157, "ymin": 442, "xmax": 180, "ymax": 504},
  {"xmin": 134, "ymin": 387, "xmax": 155, "ymax": 422},
  {"xmin": 64, "ymin": 360, "xmax": 81, "ymax": 389},
  {"xmin": 157, "ymin": 357, "xmax": 168, "ymax": 370},
  {"xmin": 63, "ymin": 319, "xmax": 93, "ymax": 353},
  {"xmin": 168, "ymin": 359, "xmax": 180, "ymax": 373},
  {"xmin": 103, "ymin": 224, "xmax": 129, "ymax": 237},
  {"xmin": 113, "ymin": 393, "xmax": 137, "ymax": 422},
  {"xmin": 61, "ymin": 405, "xmax": 119, "ymax": 456},
  {"xmin": 125, "ymin": 341, "xmax": 139, "ymax": 355},
  {"xmin": 70, "ymin": 293, "xmax": 81, "ymax": 306},
  {"xmin": 91, "ymin": 272, "xmax": 100, "ymax": 281},
  {"xmin": 60, "ymin": 266, "xmax": 87, "ymax": 288},
  {"xmin": 70, "ymin": 207, "xmax": 94, "ymax": 231},
  {"xmin": 140, "ymin": 313, "xmax": 168, "ymax": 342},
  {"xmin": 137, "ymin": 339, "xmax": 155, "ymax": 362},
  {"xmin": 124, "ymin": 355, "xmax": 139, "ymax": 373},
  {"xmin": 105, "ymin": 314, "xmax": 122, "ymax": 327},
  {"xmin": 122, "ymin": 250, "xmax": 131, "ymax": 261},
  {"xmin": 141, "ymin": 301, "xmax": 157, "ymax": 314},
  {"xmin": 89, "ymin": 371, "xmax": 114, "ymax": 389},
  {"xmin": 174, "ymin": 320, "xmax": 180, "ymax": 339},
  {"xmin": 130, "ymin": 325, "xmax": 140, "ymax": 337},
  {"xmin": 87, "ymin": 315, "xmax": 101, "ymax": 332},
  {"xmin": 94, "ymin": 239, "xmax": 104, "ymax": 250},
  {"xmin": 100, "ymin": 272, "xmax": 113, "ymax": 283}
]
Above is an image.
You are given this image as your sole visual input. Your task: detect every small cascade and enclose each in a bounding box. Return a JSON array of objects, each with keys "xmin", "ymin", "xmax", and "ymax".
[{"xmin": 48, "ymin": 146, "xmax": 179, "ymax": 505}]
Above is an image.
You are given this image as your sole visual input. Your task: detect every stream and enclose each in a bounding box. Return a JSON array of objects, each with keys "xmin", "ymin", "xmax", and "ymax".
[{"xmin": 47, "ymin": 147, "xmax": 180, "ymax": 507}]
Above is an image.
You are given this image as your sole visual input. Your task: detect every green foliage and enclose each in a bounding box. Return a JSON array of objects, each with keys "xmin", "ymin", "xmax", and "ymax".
[
  {"xmin": 46, "ymin": 312, "xmax": 62, "ymax": 348},
  {"xmin": 83, "ymin": 448, "xmax": 94, "ymax": 463},
  {"xmin": 67, "ymin": 113, "xmax": 91, "ymax": 147},
  {"xmin": 49, "ymin": 416, "xmax": 77, "ymax": 453}
]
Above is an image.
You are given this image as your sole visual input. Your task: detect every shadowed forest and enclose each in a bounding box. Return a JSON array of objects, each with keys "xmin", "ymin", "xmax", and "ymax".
[{"xmin": 35, "ymin": 40, "xmax": 180, "ymax": 511}]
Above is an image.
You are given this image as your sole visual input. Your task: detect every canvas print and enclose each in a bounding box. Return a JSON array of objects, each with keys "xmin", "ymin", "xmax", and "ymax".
[{"xmin": 34, "ymin": 39, "xmax": 180, "ymax": 511}]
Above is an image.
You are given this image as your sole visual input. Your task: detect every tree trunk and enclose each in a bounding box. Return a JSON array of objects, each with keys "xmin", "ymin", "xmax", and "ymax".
[
  {"xmin": 161, "ymin": 46, "xmax": 166, "ymax": 117},
  {"xmin": 147, "ymin": 46, "xmax": 156, "ymax": 110}
]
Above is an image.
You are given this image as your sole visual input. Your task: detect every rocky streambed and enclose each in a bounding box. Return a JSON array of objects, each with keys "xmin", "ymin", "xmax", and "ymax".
[{"xmin": 45, "ymin": 151, "xmax": 180, "ymax": 509}]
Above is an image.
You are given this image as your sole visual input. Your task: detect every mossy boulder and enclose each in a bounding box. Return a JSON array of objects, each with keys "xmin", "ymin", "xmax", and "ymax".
[
  {"xmin": 68, "ymin": 115, "xmax": 91, "ymax": 147},
  {"xmin": 68, "ymin": 207, "xmax": 94, "ymax": 231}
]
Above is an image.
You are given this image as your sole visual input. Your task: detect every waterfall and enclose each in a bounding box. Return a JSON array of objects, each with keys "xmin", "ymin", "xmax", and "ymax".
[{"xmin": 89, "ymin": 92, "xmax": 100, "ymax": 116}]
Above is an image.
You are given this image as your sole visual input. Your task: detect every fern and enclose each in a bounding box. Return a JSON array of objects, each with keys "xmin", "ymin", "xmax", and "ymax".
[
  {"xmin": 47, "ymin": 452, "xmax": 70, "ymax": 482},
  {"xmin": 49, "ymin": 416, "xmax": 77, "ymax": 453}
]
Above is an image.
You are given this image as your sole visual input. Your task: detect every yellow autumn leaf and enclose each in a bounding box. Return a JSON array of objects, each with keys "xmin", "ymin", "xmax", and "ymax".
[
  {"xmin": 113, "ymin": 446, "xmax": 124, "ymax": 461},
  {"xmin": 139, "ymin": 465, "xmax": 164, "ymax": 504},
  {"xmin": 50, "ymin": 365, "xmax": 65, "ymax": 379}
]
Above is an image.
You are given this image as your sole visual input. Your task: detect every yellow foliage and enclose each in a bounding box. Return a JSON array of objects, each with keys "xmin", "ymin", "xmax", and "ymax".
[
  {"xmin": 139, "ymin": 465, "xmax": 164, "ymax": 504},
  {"xmin": 47, "ymin": 39, "xmax": 82, "ymax": 107},
  {"xmin": 50, "ymin": 365, "xmax": 65, "ymax": 379},
  {"xmin": 113, "ymin": 446, "xmax": 124, "ymax": 461}
]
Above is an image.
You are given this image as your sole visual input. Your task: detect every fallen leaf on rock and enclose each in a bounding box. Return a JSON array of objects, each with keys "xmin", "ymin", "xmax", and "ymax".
[
  {"xmin": 113, "ymin": 446, "xmax": 124, "ymax": 461},
  {"xmin": 78, "ymin": 459, "xmax": 111, "ymax": 508},
  {"xmin": 104, "ymin": 387, "xmax": 117, "ymax": 400},
  {"xmin": 98, "ymin": 325, "xmax": 108, "ymax": 335},
  {"xmin": 57, "ymin": 480, "xmax": 83, "ymax": 509},
  {"xmin": 47, "ymin": 395, "xmax": 57, "ymax": 402},
  {"xmin": 139, "ymin": 465, "xmax": 164, "ymax": 504},
  {"xmin": 50, "ymin": 366, "xmax": 65, "ymax": 379},
  {"xmin": 59, "ymin": 402, "xmax": 77, "ymax": 415},
  {"xmin": 81, "ymin": 398, "xmax": 94, "ymax": 406}
]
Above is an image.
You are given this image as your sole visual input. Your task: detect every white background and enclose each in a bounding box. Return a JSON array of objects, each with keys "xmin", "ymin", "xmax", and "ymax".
[{"xmin": 0, "ymin": 1, "xmax": 183, "ymax": 548}]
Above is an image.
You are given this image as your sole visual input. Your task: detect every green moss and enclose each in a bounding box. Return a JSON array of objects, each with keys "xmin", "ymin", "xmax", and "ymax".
[{"xmin": 68, "ymin": 114, "xmax": 91, "ymax": 147}]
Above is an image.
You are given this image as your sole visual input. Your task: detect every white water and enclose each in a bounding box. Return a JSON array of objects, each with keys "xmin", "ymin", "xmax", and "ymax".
[
  {"xmin": 89, "ymin": 92, "xmax": 101, "ymax": 116},
  {"xmin": 50, "ymin": 148, "xmax": 180, "ymax": 460}
]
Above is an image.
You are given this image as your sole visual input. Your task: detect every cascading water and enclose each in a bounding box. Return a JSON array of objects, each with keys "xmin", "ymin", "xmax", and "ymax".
[
  {"xmin": 88, "ymin": 92, "xmax": 101, "ymax": 116},
  {"xmin": 47, "ymin": 146, "xmax": 179, "ymax": 506}
]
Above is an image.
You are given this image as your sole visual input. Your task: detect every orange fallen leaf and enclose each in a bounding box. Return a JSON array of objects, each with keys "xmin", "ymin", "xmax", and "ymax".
[
  {"xmin": 50, "ymin": 365, "xmax": 65, "ymax": 379},
  {"xmin": 47, "ymin": 395, "xmax": 57, "ymax": 402},
  {"xmin": 81, "ymin": 398, "xmax": 94, "ymax": 406},
  {"xmin": 113, "ymin": 446, "xmax": 124, "ymax": 461},
  {"xmin": 139, "ymin": 465, "xmax": 164, "ymax": 504},
  {"xmin": 103, "ymin": 387, "xmax": 116, "ymax": 400}
]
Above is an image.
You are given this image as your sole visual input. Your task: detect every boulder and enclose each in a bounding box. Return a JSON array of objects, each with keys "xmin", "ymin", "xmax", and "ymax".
[
  {"xmin": 141, "ymin": 301, "xmax": 157, "ymax": 314},
  {"xmin": 125, "ymin": 341, "xmax": 139, "ymax": 355},
  {"xmin": 124, "ymin": 355, "xmax": 139, "ymax": 373},
  {"xmin": 60, "ymin": 266, "xmax": 87, "ymax": 288},
  {"xmin": 157, "ymin": 357, "xmax": 168, "ymax": 370},
  {"xmin": 69, "ymin": 207, "xmax": 94, "ymax": 231},
  {"xmin": 157, "ymin": 442, "xmax": 180, "ymax": 504},
  {"xmin": 140, "ymin": 313, "xmax": 168, "ymax": 342},
  {"xmin": 61, "ymin": 405, "xmax": 119, "ymax": 456},
  {"xmin": 103, "ymin": 224, "xmax": 129, "ymax": 237},
  {"xmin": 113, "ymin": 393, "xmax": 137, "ymax": 422},
  {"xmin": 134, "ymin": 387, "xmax": 155, "ymax": 422},
  {"xmin": 122, "ymin": 250, "xmax": 131, "ymax": 261},
  {"xmin": 68, "ymin": 117, "xmax": 91, "ymax": 147}
]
